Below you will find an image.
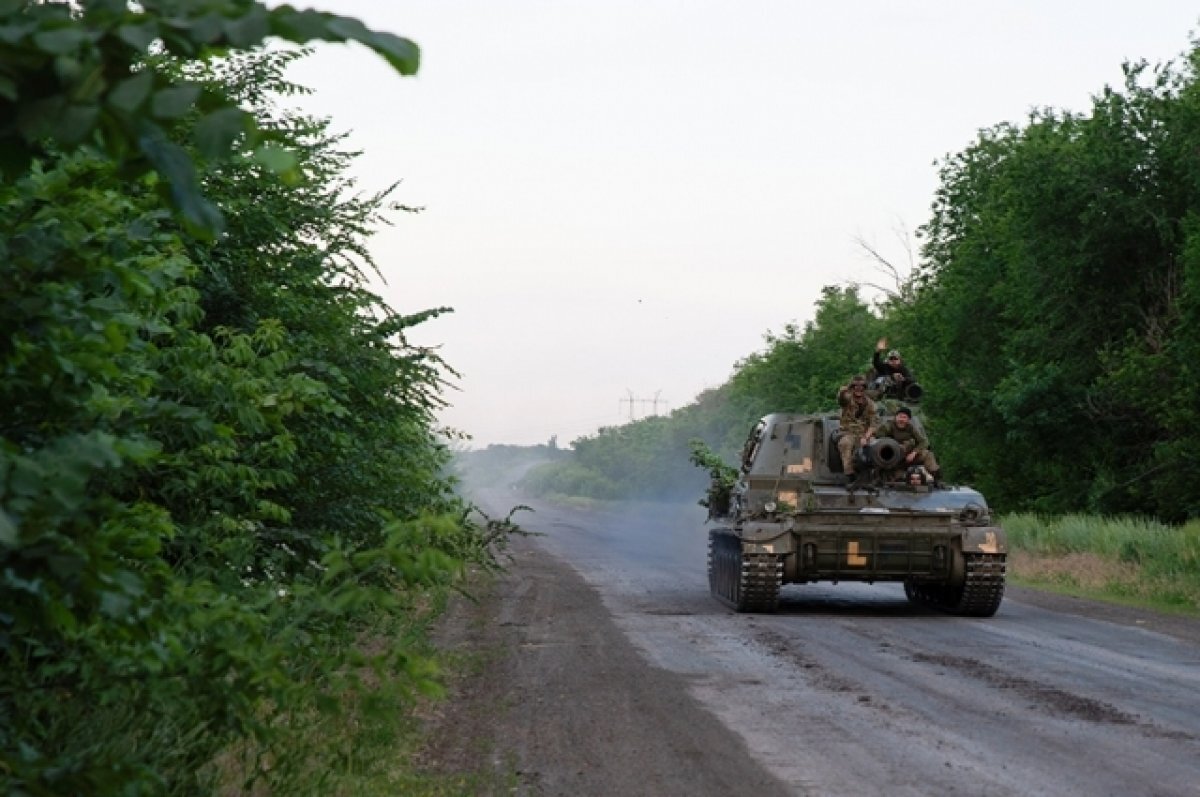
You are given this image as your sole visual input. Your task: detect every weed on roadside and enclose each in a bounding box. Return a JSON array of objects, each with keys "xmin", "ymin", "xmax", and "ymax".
[{"xmin": 1004, "ymin": 514, "xmax": 1200, "ymax": 614}]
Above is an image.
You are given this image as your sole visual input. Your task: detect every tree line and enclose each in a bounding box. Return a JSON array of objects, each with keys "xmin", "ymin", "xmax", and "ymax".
[
  {"xmin": 529, "ymin": 41, "xmax": 1200, "ymax": 524},
  {"xmin": 1, "ymin": 3, "xmax": 500, "ymax": 793}
]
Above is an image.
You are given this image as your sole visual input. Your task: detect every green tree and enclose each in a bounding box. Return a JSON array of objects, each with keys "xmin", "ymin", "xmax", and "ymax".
[
  {"xmin": 528, "ymin": 44, "xmax": 1200, "ymax": 524},
  {"xmin": 726, "ymin": 286, "xmax": 882, "ymax": 427},
  {"xmin": 0, "ymin": 0, "xmax": 419, "ymax": 236},
  {"xmin": 1, "ymin": 37, "xmax": 488, "ymax": 797},
  {"xmin": 905, "ymin": 52, "xmax": 1200, "ymax": 519}
]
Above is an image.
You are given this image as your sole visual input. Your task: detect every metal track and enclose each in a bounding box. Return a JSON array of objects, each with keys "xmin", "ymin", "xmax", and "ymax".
[
  {"xmin": 951, "ymin": 553, "xmax": 1007, "ymax": 616},
  {"xmin": 707, "ymin": 529, "xmax": 783, "ymax": 613},
  {"xmin": 905, "ymin": 553, "xmax": 1006, "ymax": 617}
]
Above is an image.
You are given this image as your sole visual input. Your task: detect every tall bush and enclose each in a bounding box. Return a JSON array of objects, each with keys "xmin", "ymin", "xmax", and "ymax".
[{"xmin": 0, "ymin": 18, "xmax": 483, "ymax": 796}]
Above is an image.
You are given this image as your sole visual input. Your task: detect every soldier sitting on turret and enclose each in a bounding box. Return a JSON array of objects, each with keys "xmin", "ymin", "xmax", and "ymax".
[
  {"xmin": 869, "ymin": 406, "xmax": 942, "ymax": 486},
  {"xmin": 836, "ymin": 375, "xmax": 877, "ymax": 485}
]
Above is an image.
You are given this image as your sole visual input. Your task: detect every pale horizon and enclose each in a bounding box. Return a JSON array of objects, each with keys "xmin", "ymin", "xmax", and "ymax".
[{"xmin": 285, "ymin": 2, "xmax": 1200, "ymax": 448}]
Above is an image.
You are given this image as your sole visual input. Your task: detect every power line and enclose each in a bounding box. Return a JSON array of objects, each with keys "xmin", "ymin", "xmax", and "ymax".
[{"xmin": 618, "ymin": 389, "xmax": 669, "ymax": 420}]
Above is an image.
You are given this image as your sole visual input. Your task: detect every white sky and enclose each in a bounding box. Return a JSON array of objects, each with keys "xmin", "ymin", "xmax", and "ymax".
[{"xmin": 284, "ymin": 2, "xmax": 1199, "ymax": 448}]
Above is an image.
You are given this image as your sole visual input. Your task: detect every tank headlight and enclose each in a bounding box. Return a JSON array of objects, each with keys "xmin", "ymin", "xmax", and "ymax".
[
  {"xmin": 763, "ymin": 501, "xmax": 777, "ymax": 513},
  {"xmin": 959, "ymin": 502, "xmax": 989, "ymax": 524}
]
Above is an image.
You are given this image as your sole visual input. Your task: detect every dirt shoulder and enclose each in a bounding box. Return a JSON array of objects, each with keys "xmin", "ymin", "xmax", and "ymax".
[{"xmin": 416, "ymin": 534, "xmax": 792, "ymax": 797}]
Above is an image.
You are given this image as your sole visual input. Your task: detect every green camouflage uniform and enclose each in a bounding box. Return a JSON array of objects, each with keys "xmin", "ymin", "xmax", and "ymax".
[
  {"xmin": 875, "ymin": 417, "xmax": 939, "ymax": 474},
  {"xmin": 836, "ymin": 386, "xmax": 876, "ymax": 474}
]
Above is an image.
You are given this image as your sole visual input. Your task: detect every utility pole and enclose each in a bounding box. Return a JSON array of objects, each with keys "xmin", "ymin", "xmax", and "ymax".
[{"xmin": 618, "ymin": 389, "xmax": 669, "ymax": 421}]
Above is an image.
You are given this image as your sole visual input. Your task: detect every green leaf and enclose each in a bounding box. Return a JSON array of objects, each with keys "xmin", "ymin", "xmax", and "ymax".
[
  {"xmin": 113, "ymin": 437, "xmax": 162, "ymax": 465},
  {"xmin": 188, "ymin": 13, "xmax": 224, "ymax": 45},
  {"xmin": 16, "ymin": 94, "xmax": 66, "ymax": 140},
  {"xmin": 175, "ymin": 187, "xmax": 225, "ymax": 240},
  {"xmin": 150, "ymin": 83, "xmax": 201, "ymax": 119},
  {"xmin": 267, "ymin": 8, "xmax": 331, "ymax": 42},
  {"xmin": 55, "ymin": 102, "xmax": 99, "ymax": 144},
  {"xmin": 116, "ymin": 22, "xmax": 158, "ymax": 52},
  {"xmin": 0, "ymin": 22, "xmax": 37, "ymax": 46},
  {"xmin": 100, "ymin": 589, "xmax": 132, "ymax": 617},
  {"xmin": 102, "ymin": 321, "xmax": 128, "ymax": 350},
  {"xmin": 0, "ymin": 509, "xmax": 16, "ymax": 546},
  {"xmin": 138, "ymin": 127, "xmax": 225, "ymax": 239},
  {"xmin": 157, "ymin": 27, "xmax": 198, "ymax": 58},
  {"xmin": 358, "ymin": 31, "xmax": 421, "ymax": 76},
  {"xmin": 107, "ymin": 70, "xmax": 154, "ymax": 114},
  {"xmin": 46, "ymin": 599, "xmax": 77, "ymax": 633},
  {"xmin": 0, "ymin": 73, "xmax": 16, "ymax": 101},
  {"xmin": 322, "ymin": 16, "xmax": 420, "ymax": 75},
  {"xmin": 194, "ymin": 106, "xmax": 248, "ymax": 160},
  {"xmin": 222, "ymin": 6, "xmax": 270, "ymax": 48},
  {"xmin": 252, "ymin": 143, "xmax": 297, "ymax": 177},
  {"xmin": 53, "ymin": 54, "xmax": 82, "ymax": 83},
  {"xmin": 264, "ymin": 9, "xmax": 419, "ymax": 74},
  {"xmin": 86, "ymin": 0, "xmax": 127, "ymax": 14},
  {"xmin": 325, "ymin": 16, "xmax": 370, "ymax": 41},
  {"xmin": 32, "ymin": 26, "xmax": 90, "ymax": 55}
]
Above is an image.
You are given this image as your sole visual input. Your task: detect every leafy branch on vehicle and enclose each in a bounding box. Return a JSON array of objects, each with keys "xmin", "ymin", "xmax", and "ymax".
[{"xmin": 689, "ymin": 439, "xmax": 738, "ymax": 518}]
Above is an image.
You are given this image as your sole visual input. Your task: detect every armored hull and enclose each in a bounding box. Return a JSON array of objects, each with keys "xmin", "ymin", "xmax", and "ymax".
[{"xmin": 706, "ymin": 412, "xmax": 1006, "ymax": 616}]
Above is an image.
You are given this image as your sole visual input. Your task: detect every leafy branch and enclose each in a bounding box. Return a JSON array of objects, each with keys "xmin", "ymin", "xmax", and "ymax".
[
  {"xmin": 0, "ymin": 0, "xmax": 420, "ymax": 238},
  {"xmin": 689, "ymin": 439, "xmax": 738, "ymax": 518}
]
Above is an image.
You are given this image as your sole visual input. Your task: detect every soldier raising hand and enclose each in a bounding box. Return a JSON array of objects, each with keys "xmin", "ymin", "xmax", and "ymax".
[{"xmin": 873, "ymin": 337, "xmax": 913, "ymax": 385}]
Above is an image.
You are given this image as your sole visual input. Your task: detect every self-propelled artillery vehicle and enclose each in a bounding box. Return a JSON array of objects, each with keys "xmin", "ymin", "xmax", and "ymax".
[{"xmin": 705, "ymin": 412, "xmax": 1006, "ymax": 616}]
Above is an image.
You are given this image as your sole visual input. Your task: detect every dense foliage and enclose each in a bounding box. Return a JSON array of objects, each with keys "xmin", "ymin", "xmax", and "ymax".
[
  {"xmin": 454, "ymin": 442, "xmax": 570, "ymax": 491},
  {"xmin": 536, "ymin": 44, "xmax": 1200, "ymax": 525},
  {"xmin": 0, "ymin": 0, "xmax": 418, "ymax": 237},
  {"xmin": 895, "ymin": 53, "xmax": 1200, "ymax": 520},
  {"xmin": 0, "ymin": 5, "xmax": 495, "ymax": 794},
  {"xmin": 521, "ymin": 392, "xmax": 738, "ymax": 501}
]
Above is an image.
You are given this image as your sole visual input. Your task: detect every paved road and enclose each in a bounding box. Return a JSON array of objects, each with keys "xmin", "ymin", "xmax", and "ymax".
[{"xmin": 468, "ymin": 490, "xmax": 1200, "ymax": 796}]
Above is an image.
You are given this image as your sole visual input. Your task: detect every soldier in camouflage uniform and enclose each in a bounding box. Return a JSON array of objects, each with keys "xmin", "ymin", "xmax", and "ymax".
[
  {"xmin": 872, "ymin": 338, "xmax": 914, "ymax": 385},
  {"xmin": 836, "ymin": 375, "xmax": 877, "ymax": 480},
  {"xmin": 870, "ymin": 406, "xmax": 941, "ymax": 483},
  {"xmin": 869, "ymin": 338, "xmax": 917, "ymax": 401}
]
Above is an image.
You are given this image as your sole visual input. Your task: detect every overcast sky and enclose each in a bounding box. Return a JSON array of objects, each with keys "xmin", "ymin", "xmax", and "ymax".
[{"xmin": 284, "ymin": 2, "xmax": 1199, "ymax": 448}]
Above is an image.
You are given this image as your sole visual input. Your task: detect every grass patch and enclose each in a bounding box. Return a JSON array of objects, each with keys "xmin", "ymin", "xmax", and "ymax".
[
  {"xmin": 396, "ymin": 577, "xmax": 522, "ymax": 796},
  {"xmin": 210, "ymin": 584, "xmax": 519, "ymax": 797},
  {"xmin": 1004, "ymin": 513, "xmax": 1200, "ymax": 615}
]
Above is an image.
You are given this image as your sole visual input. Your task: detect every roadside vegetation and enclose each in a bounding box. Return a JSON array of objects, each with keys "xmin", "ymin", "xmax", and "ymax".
[
  {"xmin": 455, "ymin": 441, "xmax": 570, "ymax": 491},
  {"xmin": 525, "ymin": 42, "xmax": 1200, "ymax": 614},
  {"xmin": 1005, "ymin": 515, "xmax": 1200, "ymax": 612},
  {"xmin": 6, "ymin": 4, "xmax": 1200, "ymax": 794},
  {"xmin": 0, "ymin": 3, "xmax": 512, "ymax": 794}
]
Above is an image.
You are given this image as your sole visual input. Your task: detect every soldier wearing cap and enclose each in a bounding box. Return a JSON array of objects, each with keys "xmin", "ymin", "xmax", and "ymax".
[
  {"xmin": 872, "ymin": 406, "xmax": 941, "ymax": 484},
  {"xmin": 836, "ymin": 375, "xmax": 877, "ymax": 481},
  {"xmin": 872, "ymin": 338, "xmax": 914, "ymax": 386}
]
